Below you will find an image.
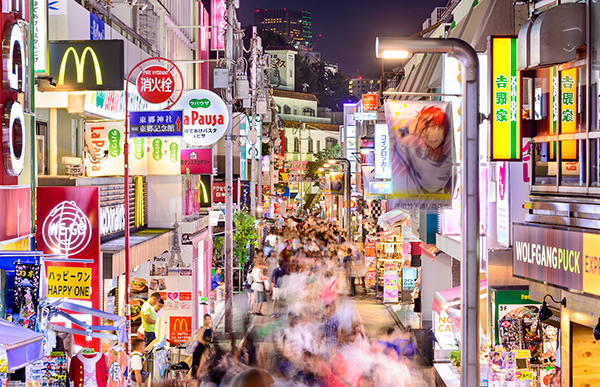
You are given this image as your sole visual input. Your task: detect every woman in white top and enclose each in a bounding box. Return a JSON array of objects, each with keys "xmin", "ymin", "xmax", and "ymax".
[{"xmin": 251, "ymin": 261, "xmax": 268, "ymax": 315}]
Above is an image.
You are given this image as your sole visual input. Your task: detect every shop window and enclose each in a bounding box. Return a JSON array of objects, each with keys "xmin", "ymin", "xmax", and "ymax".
[{"xmin": 283, "ymin": 105, "xmax": 291, "ymax": 114}]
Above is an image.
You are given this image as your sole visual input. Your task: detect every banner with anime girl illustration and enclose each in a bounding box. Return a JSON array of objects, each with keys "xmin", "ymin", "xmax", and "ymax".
[{"xmin": 384, "ymin": 100, "xmax": 454, "ymax": 208}]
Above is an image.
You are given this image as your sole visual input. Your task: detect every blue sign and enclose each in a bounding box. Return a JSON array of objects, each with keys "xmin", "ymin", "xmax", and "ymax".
[
  {"xmin": 90, "ymin": 13, "xmax": 105, "ymax": 40},
  {"xmin": 402, "ymin": 268, "xmax": 418, "ymax": 290},
  {"xmin": 240, "ymin": 180, "xmax": 251, "ymax": 210},
  {"xmin": 369, "ymin": 181, "xmax": 393, "ymax": 195},
  {"xmin": 129, "ymin": 110, "xmax": 184, "ymax": 137}
]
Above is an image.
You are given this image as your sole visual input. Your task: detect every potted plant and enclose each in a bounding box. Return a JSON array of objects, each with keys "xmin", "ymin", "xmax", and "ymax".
[{"xmin": 449, "ymin": 349, "xmax": 461, "ymax": 373}]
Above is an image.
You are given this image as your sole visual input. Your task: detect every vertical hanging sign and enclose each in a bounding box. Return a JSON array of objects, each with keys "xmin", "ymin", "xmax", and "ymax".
[
  {"xmin": 490, "ymin": 37, "xmax": 521, "ymax": 161},
  {"xmin": 560, "ymin": 68, "xmax": 578, "ymax": 160},
  {"xmin": 374, "ymin": 124, "xmax": 391, "ymax": 179},
  {"xmin": 34, "ymin": 0, "xmax": 49, "ymax": 74}
]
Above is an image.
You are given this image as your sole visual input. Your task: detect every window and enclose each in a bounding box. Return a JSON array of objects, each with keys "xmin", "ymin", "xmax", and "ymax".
[
  {"xmin": 293, "ymin": 108, "xmax": 298, "ymax": 115},
  {"xmin": 294, "ymin": 137, "xmax": 300, "ymax": 153},
  {"xmin": 285, "ymin": 136, "xmax": 289, "ymax": 152},
  {"xmin": 277, "ymin": 105, "xmax": 281, "ymax": 114},
  {"xmin": 317, "ymin": 140, "xmax": 320, "ymax": 152},
  {"xmin": 308, "ymin": 138, "xmax": 313, "ymax": 153},
  {"xmin": 325, "ymin": 137, "xmax": 337, "ymax": 149},
  {"xmin": 283, "ymin": 105, "xmax": 291, "ymax": 114},
  {"xmin": 303, "ymin": 107, "xmax": 315, "ymax": 117}
]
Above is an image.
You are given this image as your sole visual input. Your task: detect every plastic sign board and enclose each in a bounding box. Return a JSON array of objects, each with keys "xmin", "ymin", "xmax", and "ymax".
[
  {"xmin": 560, "ymin": 68, "xmax": 578, "ymax": 160},
  {"xmin": 490, "ymin": 37, "xmax": 521, "ymax": 161},
  {"xmin": 434, "ymin": 310, "xmax": 458, "ymax": 350},
  {"xmin": 362, "ymin": 94, "xmax": 378, "ymax": 111},
  {"xmin": 90, "ymin": 12, "xmax": 105, "ymax": 40},
  {"xmin": 41, "ymin": 40, "xmax": 125, "ymax": 91},
  {"xmin": 402, "ymin": 268, "xmax": 417, "ymax": 289},
  {"xmin": 136, "ymin": 65, "xmax": 175, "ymax": 104},
  {"xmin": 34, "ymin": 0, "xmax": 48, "ymax": 74},
  {"xmin": 170, "ymin": 316, "xmax": 192, "ymax": 344},
  {"xmin": 180, "ymin": 148, "xmax": 212, "ymax": 174},
  {"xmin": 211, "ymin": 0, "xmax": 226, "ymax": 50},
  {"xmin": 47, "ymin": 267, "xmax": 92, "ymax": 300},
  {"xmin": 173, "ymin": 90, "xmax": 229, "ymax": 146},
  {"xmin": 353, "ymin": 111, "xmax": 377, "ymax": 121},
  {"xmin": 129, "ymin": 110, "xmax": 183, "ymax": 137},
  {"xmin": 368, "ymin": 181, "xmax": 393, "ymax": 195},
  {"xmin": 374, "ymin": 124, "xmax": 391, "ymax": 179},
  {"xmin": 383, "ymin": 262, "xmax": 398, "ymax": 303}
]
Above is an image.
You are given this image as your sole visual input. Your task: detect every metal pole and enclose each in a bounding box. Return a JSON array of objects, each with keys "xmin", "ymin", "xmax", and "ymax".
[
  {"xmin": 124, "ymin": 79, "xmax": 131, "ymax": 354},
  {"xmin": 270, "ymin": 146, "xmax": 275, "ymax": 218},
  {"xmin": 224, "ymin": 0, "xmax": 235, "ymax": 333},
  {"xmin": 249, "ymin": 28, "xmax": 257, "ymax": 215},
  {"xmin": 375, "ymin": 37, "xmax": 480, "ymax": 387}
]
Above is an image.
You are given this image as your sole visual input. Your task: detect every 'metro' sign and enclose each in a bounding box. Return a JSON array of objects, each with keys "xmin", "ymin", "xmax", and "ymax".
[{"xmin": 39, "ymin": 40, "xmax": 124, "ymax": 91}]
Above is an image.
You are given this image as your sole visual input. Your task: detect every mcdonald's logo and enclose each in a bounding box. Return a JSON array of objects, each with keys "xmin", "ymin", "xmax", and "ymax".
[
  {"xmin": 43, "ymin": 40, "xmax": 124, "ymax": 91},
  {"xmin": 58, "ymin": 47, "xmax": 103, "ymax": 86},
  {"xmin": 171, "ymin": 317, "xmax": 190, "ymax": 332}
]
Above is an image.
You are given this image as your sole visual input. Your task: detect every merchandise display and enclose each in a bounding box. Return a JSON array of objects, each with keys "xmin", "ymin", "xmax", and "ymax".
[{"xmin": 68, "ymin": 350, "xmax": 108, "ymax": 387}]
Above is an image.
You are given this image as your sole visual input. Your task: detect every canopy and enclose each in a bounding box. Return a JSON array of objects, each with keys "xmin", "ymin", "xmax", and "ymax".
[
  {"xmin": 432, "ymin": 278, "xmax": 488, "ymax": 316},
  {"xmin": 0, "ymin": 318, "xmax": 44, "ymax": 371},
  {"xmin": 377, "ymin": 209, "xmax": 409, "ymax": 230}
]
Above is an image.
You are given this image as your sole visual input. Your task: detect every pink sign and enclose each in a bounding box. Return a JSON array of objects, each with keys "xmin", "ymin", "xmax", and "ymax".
[
  {"xmin": 211, "ymin": 0, "xmax": 226, "ymax": 50},
  {"xmin": 181, "ymin": 148, "xmax": 212, "ymax": 174},
  {"xmin": 441, "ymin": 165, "xmax": 488, "ymax": 235}
]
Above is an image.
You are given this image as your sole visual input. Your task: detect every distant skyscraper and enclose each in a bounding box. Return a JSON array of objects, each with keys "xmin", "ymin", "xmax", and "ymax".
[{"xmin": 254, "ymin": 8, "xmax": 312, "ymax": 48}]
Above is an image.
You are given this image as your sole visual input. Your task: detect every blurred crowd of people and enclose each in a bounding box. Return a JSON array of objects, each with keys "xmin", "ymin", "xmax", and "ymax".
[{"xmin": 187, "ymin": 214, "xmax": 432, "ymax": 387}]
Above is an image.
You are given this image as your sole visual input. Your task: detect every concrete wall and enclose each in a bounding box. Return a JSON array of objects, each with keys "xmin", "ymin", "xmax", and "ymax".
[{"xmin": 422, "ymin": 253, "xmax": 452, "ymax": 323}]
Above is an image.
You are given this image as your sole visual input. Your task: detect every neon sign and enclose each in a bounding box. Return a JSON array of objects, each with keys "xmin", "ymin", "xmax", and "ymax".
[
  {"xmin": 42, "ymin": 201, "xmax": 92, "ymax": 256},
  {"xmin": 59, "ymin": 47, "xmax": 103, "ymax": 86}
]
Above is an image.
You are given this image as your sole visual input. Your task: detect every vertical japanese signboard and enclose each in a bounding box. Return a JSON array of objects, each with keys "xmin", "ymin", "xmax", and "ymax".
[
  {"xmin": 211, "ymin": 0, "xmax": 226, "ymax": 51},
  {"xmin": 560, "ymin": 68, "xmax": 578, "ymax": 160},
  {"xmin": 362, "ymin": 94, "xmax": 377, "ymax": 111},
  {"xmin": 383, "ymin": 262, "xmax": 399, "ymax": 303},
  {"xmin": 490, "ymin": 37, "xmax": 521, "ymax": 161},
  {"xmin": 374, "ymin": 124, "xmax": 391, "ymax": 179}
]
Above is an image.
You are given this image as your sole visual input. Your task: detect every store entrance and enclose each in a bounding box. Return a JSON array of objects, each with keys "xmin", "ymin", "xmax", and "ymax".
[{"xmin": 572, "ymin": 322, "xmax": 600, "ymax": 386}]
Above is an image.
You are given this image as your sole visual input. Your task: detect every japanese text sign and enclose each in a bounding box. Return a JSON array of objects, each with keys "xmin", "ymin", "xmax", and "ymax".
[
  {"xmin": 513, "ymin": 223, "xmax": 600, "ymax": 298},
  {"xmin": 490, "ymin": 37, "xmax": 521, "ymax": 161},
  {"xmin": 169, "ymin": 316, "xmax": 192, "ymax": 344},
  {"xmin": 173, "ymin": 90, "xmax": 229, "ymax": 146},
  {"xmin": 374, "ymin": 124, "xmax": 391, "ymax": 179},
  {"xmin": 47, "ymin": 267, "xmax": 92, "ymax": 299},
  {"xmin": 560, "ymin": 68, "xmax": 578, "ymax": 160},
  {"xmin": 129, "ymin": 110, "xmax": 183, "ymax": 137},
  {"xmin": 180, "ymin": 148, "xmax": 212, "ymax": 174},
  {"xmin": 362, "ymin": 94, "xmax": 378, "ymax": 111},
  {"xmin": 136, "ymin": 65, "xmax": 175, "ymax": 104}
]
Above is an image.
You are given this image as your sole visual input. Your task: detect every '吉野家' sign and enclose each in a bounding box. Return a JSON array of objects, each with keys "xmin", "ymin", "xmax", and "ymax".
[
  {"xmin": 560, "ymin": 68, "xmax": 578, "ymax": 160},
  {"xmin": 489, "ymin": 36, "xmax": 521, "ymax": 161},
  {"xmin": 173, "ymin": 90, "xmax": 229, "ymax": 147},
  {"xmin": 374, "ymin": 124, "xmax": 391, "ymax": 179},
  {"xmin": 47, "ymin": 267, "xmax": 92, "ymax": 299},
  {"xmin": 40, "ymin": 40, "xmax": 125, "ymax": 91},
  {"xmin": 513, "ymin": 223, "xmax": 600, "ymax": 298}
]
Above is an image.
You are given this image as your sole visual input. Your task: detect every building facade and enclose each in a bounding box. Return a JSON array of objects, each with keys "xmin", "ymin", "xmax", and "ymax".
[{"xmin": 254, "ymin": 8, "xmax": 312, "ymax": 48}]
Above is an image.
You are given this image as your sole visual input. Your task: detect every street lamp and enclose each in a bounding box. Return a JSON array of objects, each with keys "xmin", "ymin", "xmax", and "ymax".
[
  {"xmin": 328, "ymin": 158, "xmax": 351, "ymax": 243},
  {"xmin": 376, "ymin": 37, "xmax": 480, "ymax": 387}
]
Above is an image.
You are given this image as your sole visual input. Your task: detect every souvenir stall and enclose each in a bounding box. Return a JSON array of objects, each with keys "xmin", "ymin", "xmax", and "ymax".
[{"xmin": 0, "ymin": 319, "xmax": 44, "ymax": 387}]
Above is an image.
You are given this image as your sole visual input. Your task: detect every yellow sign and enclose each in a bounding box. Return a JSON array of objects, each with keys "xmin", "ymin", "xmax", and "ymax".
[
  {"xmin": 582, "ymin": 233, "xmax": 600, "ymax": 296},
  {"xmin": 490, "ymin": 37, "xmax": 521, "ymax": 160},
  {"xmin": 47, "ymin": 267, "xmax": 92, "ymax": 299},
  {"xmin": 514, "ymin": 349, "xmax": 531, "ymax": 358},
  {"xmin": 58, "ymin": 47, "xmax": 103, "ymax": 86},
  {"xmin": 560, "ymin": 68, "xmax": 577, "ymax": 160}
]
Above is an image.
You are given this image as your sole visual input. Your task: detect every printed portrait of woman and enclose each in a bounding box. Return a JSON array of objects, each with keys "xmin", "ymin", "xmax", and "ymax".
[{"xmin": 385, "ymin": 101, "xmax": 453, "ymax": 206}]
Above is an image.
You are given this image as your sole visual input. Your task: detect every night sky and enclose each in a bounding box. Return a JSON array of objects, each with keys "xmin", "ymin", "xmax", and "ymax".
[{"xmin": 238, "ymin": 0, "xmax": 449, "ymax": 78}]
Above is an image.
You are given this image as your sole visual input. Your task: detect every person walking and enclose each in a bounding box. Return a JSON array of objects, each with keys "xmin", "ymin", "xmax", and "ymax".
[
  {"xmin": 270, "ymin": 259, "xmax": 288, "ymax": 318},
  {"xmin": 343, "ymin": 248, "xmax": 356, "ymax": 297},
  {"xmin": 191, "ymin": 314, "xmax": 213, "ymax": 378},
  {"xmin": 251, "ymin": 261, "xmax": 267, "ymax": 315}
]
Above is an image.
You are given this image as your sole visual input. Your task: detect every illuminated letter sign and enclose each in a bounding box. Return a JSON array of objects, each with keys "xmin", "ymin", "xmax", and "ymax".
[
  {"xmin": 173, "ymin": 89, "xmax": 229, "ymax": 147},
  {"xmin": 41, "ymin": 201, "xmax": 92, "ymax": 256},
  {"xmin": 42, "ymin": 40, "xmax": 124, "ymax": 91},
  {"xmin": 374, "ymin": 124, "xmax": 391, "ymax": 179},
  {"xmin": 2, "ymin": 23, "xmax": 26, "ymax": 92},
  {"xmin": 58, "ymin": 47, "xmax": 103, "ymax": 86},
  {"xmin": 2, "ymin": 100, "xmax": 26, "ymax": 176},
  {"xmin": 489, "ymin": 36, "xmax": 521, "ymax": 161},
  {"xmin": 560, "ymin": 68, "xmax": 578, "ymax": 160}
]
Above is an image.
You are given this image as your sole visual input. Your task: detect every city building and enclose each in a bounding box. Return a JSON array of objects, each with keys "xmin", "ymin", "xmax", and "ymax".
[
  {"xmin": 349, "ymin": 77, "xmax": 380, "ymax": 99},
  {"xmin": 254, "ymin": 8, "xmax": 312, "ymax": 48}
]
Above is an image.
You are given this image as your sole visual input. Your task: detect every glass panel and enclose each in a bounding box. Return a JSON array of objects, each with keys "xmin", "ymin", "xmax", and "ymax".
[
  {"xmin": 560, "ymin": 139, "xmax": 585, "ymax": 186},
  {"xmin": 533, "ymin": 141, "xmax": 557, "ymax": 186},
  {"xmin": 593, "ymin": 1, "xmax": 600, "ymax": 131},
  {"xmin": 591, "ymin": 139, "xmax": 600, "ymax": 187}
]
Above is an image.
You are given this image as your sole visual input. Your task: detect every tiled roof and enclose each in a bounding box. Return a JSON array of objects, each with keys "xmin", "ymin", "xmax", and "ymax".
[{"xmin": 273, "ymin": 89, "xmax": 319, "ymax": 102}]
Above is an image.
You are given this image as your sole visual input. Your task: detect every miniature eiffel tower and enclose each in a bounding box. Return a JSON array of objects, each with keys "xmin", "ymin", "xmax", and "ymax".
[{"xmin": 168, "ymin": 215, "xmax": 185, "ymax": 267}]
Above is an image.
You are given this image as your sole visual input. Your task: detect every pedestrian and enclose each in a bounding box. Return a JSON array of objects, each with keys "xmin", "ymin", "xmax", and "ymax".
[
  {"xmin": 270, "ymin": 259, "xmax": 288, "ymax": 318},
  {"xmin": 343, "ymin": 248, "xmax": 356, "ymax": 297},
  {"xmin": 212, "ymin": 267, "xmax": 225, "ymax": 292},
  {"xmin": 130, "ymin": 339, "xmax": 146, "ymax": 387},
  {"xmin": 191, "ymin": 313, "xmax": 213, "ymax": 378},
  {"xmin": 141, "ymin": 292, "xmax": 162, "ymax": 347},
  {"xmin": 251, "ymin": 261, "xmax": 268, "ymax": 315}
]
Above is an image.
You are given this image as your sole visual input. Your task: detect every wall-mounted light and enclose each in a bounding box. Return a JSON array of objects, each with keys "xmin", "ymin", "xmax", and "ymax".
[{"xmin": 538, "ymin": 294, "xmax": 566, "ymax": 322}]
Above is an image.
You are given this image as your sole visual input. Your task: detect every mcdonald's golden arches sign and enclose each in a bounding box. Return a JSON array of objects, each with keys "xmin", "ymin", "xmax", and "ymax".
[{"xmin": 40, "ymin": 40, "xmax": 124, "ymax": 91}]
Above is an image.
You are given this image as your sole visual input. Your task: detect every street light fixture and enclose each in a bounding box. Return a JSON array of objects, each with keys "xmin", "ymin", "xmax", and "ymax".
[{"xmin": 376, "ymin": 36, "xmax": 479, "ymax": 387}]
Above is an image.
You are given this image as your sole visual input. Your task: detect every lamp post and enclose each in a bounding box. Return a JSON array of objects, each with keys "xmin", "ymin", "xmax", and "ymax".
[
  {"xmin": 328, "ymin": 158, "xmax": 351, "ymax": 243},
  {"xmin": 376, "ymin": 37, "xmax": 480, "ymax": 387}
]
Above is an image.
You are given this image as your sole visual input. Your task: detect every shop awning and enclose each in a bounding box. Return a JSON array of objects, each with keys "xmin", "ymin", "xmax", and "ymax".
[
  {"xmin": 377, "ymin": 209, "xmax": 409, "ymax": 230},
  {"xmin": 367, "ymin": 229, "xmax": 396, "ymax": 242},
  {"xmin": 0, "ymin": 318, "xmax": 44, "ymax": 371},
  {"xmin": 432, "ymin": 278, "xmax": 488, "ymax": 316}
]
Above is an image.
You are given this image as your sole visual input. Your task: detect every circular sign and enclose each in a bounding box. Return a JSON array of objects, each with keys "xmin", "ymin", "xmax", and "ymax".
[
  {"xmin": 136, "ymin": 65, "xmax": 176, "ymax": 104},
  {"xmin": 42, "ymin": 201, "xmax": 92, "ymax": 256},
  {"xmin": 173, "ymin": 90, "xmax": 229, "ymax": 147}
]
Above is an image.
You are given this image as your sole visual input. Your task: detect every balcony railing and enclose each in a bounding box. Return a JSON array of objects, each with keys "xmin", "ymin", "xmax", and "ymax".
[{"xmin": 278, "ymin": 114, "xmax": 332, "ymax": 124}]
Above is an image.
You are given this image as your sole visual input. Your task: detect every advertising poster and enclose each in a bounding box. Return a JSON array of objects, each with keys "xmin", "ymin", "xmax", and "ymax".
[
  {"xmin": 365, "ymin": 242, "xmax": 376, "ymax": 287},
  {"xmin": 383, "ymin": 262, "xmax": 398, "ymax": 303},
  {"xmin": 433, "ymin": 310, "xmax": 458, "ymax": 350},
  {"xmin": 489, "ymin": 351, "xmax": 516, "ymax": 386},
  {"xmin": 402, "ymin": 268, "xmax": 418, "ymax": 289},
  {"xmin": 12, "ymin": 264, "xmax": 40, "ymax": 330},
  {"xmin": 170, "ymin": 316, "xmax": 192, "ymax": 344},
  {"xmin": 384, "ymin": 100, "xmax": 453, "ymax": 207}
]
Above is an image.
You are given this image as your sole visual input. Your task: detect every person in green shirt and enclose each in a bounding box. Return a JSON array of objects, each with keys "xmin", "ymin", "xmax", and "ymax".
[{"xmin": 141, "ymin": 292, "xmax": 162, "ymax": 347}]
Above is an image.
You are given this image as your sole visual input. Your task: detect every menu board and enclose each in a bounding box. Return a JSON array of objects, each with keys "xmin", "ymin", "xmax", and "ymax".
[{"xmin": 383, "ymin": 262, "xmax": 398, "ymax": 303}]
